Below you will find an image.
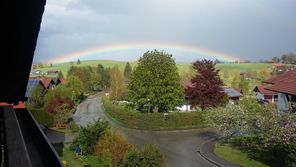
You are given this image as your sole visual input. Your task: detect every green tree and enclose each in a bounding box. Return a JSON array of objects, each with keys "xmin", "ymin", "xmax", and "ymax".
[
  {"xmin": 97, "ymin": 64, "xmax": 111, "ymax": 90},
  {"xmin": 128, "ymin": 50, "xmax": 184, "ymax": 112},
  {"xmin": 110, "ymin": 65, "xmax": 126, "ymax": 100},
  {"xmin": 272, "ymin": 56, "xmax": 280, "ymax": 63},
  {"xmin": 67, "ymin": 66, "xmax": 94, "ymax": 91},
  {"xmin": 123, "ymin": 62, "xmax": 132, "ymax": 82},
  {"xmin": 28, "ymin": 84, "xmax": 44, "ymax": 108},
  {"xmin": 238, "ymin": 78, "xmax": 249, "ymax": 95},
  {"xmin": 65, "ymin": 75, "xmax": 84, "ymax": 101},
  {"xmin": 71, "ymin": 120, "xmax": 109, "ymax": 155}
]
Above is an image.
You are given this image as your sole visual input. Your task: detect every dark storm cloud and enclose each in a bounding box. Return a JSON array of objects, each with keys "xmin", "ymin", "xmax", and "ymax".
[{"xmin": 34, "ymin": 0, "xmax": 296, "ymax": 62}]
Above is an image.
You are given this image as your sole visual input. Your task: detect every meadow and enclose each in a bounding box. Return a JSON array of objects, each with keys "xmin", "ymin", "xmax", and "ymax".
[{"xmin": 36, "ymin": 59, "xmax": 273, "ymax": 79}]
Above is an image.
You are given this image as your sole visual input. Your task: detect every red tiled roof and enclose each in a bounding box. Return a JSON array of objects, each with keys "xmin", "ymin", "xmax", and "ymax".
[
  {"xmin": 265, "ymin": 68, "xmax": 296, "ymax": 95},
  {"xmin": 40, "ymin": 78, "xmax": 52, "ymax": 88},
  {"xmin": 254, "ymin": 85, "xmax": 277, "ymax": 95},
  {"xmin": 264, "ymin": 68, "xmax": 296, "ymax": 84}
]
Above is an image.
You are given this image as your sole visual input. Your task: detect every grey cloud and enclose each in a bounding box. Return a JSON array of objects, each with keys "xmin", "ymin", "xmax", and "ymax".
[{"xmin": 34, "ymin": 0, "xmax": 296, "ymax": 62}]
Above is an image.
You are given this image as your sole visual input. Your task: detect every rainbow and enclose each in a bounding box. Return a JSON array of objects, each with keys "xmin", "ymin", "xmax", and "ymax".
[{"xmin": 50, "ymin": 42, "xmax": 239, "ymax": 63}]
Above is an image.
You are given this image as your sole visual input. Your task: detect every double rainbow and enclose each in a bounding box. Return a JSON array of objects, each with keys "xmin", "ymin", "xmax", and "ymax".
[{"xmin": 50, "ymin": 42, "xmax": 239, "ymax": 63}]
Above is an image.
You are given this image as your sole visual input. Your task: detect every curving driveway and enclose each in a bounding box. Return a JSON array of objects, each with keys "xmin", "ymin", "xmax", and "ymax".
[{"xmin": 73, "ymin": 93, "xmax": 217, "ymax": 167}]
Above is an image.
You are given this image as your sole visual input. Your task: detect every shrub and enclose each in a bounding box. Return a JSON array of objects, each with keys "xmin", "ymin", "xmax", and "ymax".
[
  {"xmin": 71, "ymin": 120, "xmax": 109, "ymax": 155},
  {"xmin": 53, "ymin": 104, "xmax": 73, "ymax": 124},
  {"xmin": 120, "ymin": 146, "xmax": 142, "ymax": 167},
  {"xmin": 98, "ymin": 150, "xmax": 113, "ymax": 167},
  {"xmin": 120, "ymin": 144, "xmax": 165, "ymax": 167},
  {"xmin": 95, "ymin": 130, "xmax": 129, "ymax": 166},
  {"xmin": 102, "ymin": 96, "xmax": 205, "ymax": 130},
  {"xmin": 29, "ymin": 107, "xmax": 54, "ymax": 127}
]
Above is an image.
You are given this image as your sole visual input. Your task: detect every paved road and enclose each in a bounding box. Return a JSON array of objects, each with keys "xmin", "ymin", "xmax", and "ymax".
[
  {"xmin": 74, "ymin": 93, "xmax": 217, "ymax": 167},
  {"xmin": 72, "ymin": 94, "xmax": 102, "ymax": 127}
]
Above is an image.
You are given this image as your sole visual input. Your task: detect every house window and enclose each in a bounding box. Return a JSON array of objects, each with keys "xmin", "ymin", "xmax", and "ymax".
[{"xmin": 274, "ymin": 95, "xmax": 278, "ymax": 102}]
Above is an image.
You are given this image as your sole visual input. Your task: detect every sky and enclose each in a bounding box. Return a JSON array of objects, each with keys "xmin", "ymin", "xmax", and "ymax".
[{"xmin": 34, "ymin": 0, "xmax": 296, "ymax": 63}]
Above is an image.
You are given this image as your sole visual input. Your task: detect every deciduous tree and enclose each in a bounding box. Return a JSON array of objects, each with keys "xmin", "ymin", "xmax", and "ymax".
[
  {"xmin": 186, "ymin": 59, "xmax": 226, "ymax": 110},
  {"xmin": 128, "ymin": 50, "xmax": 184, "ymax": 112},
  {"xmin": 110, "ymin": 65, "xmax": 126, "ymax": 100}
]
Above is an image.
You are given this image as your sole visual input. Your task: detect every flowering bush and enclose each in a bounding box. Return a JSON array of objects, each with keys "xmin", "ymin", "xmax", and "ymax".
[{"xmin": 207, "ymin": 98, "xmax": 296, "ymax": 166}]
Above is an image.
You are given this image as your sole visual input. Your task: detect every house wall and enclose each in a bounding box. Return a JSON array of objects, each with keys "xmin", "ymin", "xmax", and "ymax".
[
  {"xmin": 264, "ymin": 95, "xmax": 273, "ymax": 103},
  {"xmin": 277, "ymin": 93, "xmax": 290, "ymax": 112},
  {"xmin": 256, "ymin": 92, "xmax": 264, "ymax": 100}
]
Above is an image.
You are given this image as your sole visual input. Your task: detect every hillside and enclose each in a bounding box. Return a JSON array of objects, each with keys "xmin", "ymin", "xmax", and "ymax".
[{"xmin": 35, "ymin": 60, "xmax": 273, "ymax": 78}]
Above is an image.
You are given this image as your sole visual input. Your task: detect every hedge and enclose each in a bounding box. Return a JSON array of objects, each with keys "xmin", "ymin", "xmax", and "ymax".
[
  {"xmin": 29, "ymin": 107, "xmax": 54, "ymax": 127},
  {"xmin": 102, "ymin": 97, "xmax": 205, "ymax": 130}
]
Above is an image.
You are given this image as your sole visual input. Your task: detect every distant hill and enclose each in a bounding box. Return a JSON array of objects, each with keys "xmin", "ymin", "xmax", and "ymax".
[{"xmin": 35, "ymin": 59, "xmax": 273, "ymax": 78}]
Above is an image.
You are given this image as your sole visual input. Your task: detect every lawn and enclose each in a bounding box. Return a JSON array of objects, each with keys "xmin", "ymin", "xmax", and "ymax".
[
  {"xmin": 214, "ymin": 143, "xmax": 268, "ymax": 167},
  {"xmin": 102, "ymin": 97, "xmax": 205, "ymax": 130}
]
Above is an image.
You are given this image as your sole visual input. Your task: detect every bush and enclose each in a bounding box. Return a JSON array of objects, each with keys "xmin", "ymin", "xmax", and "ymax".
[
  {"xmin": 53, "ymin": 104, "xmax": 73, "ymax": 124},
  {"xmin": 120, "ymin": 144, "xmax": 165, "ymax": 167},
  {"xmin": 95, "ymin": 130, "xmax": 129, "ymax": 166},
  {"xmin": 120, "ymin": 146, "xmax": 142, "ymax": 167},
  {"xmin": 102, "ymin": 96, "xmax": 205, "ymax": 130},
  {"xmin": 71, "ymin": 120, "xmax": 109, "ymax": 155},
  {"xmin": 29, "ymin": 107, "xmax": 54, "ymax": 127},
  {"xmin": 98, "ymin": 150, "xmax": 113, "ymax": 167}
]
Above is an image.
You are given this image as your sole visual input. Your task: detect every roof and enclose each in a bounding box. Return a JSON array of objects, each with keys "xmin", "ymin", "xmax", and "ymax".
[
  {"xmin": 40, "ymin": 78, "xmax": 53, "ymax": 88},
  {"xmin": 265, "ymin": 68, "xmax": 296, "ymax": 95},
  {"xmin": 25, "ymin": 79, "xmax": 41, "ymax": 97},
  {"xmin": 264, "ymin": 68, "xmax": 296, "ymax": 84},
  {"xmin": 224, "ymin": 88, "xmax": 243, "ymax": 98},
  {"xmin": 254, "ymin": 85, "xmax": 277, "ymax": 95}
]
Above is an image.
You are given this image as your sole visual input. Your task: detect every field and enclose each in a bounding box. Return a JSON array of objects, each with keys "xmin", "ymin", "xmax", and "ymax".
[{"xmin": 35, "ymin": 59, "xmax": 273, "ymax": 79}]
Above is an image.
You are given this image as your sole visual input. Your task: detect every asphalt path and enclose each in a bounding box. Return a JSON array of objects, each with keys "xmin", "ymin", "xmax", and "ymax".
[{"xmin": 73, "ymin": 93, "xmax": 217, "ymax": 167}]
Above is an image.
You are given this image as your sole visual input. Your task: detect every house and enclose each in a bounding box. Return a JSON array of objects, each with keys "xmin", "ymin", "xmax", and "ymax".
[
  {"xmin": 264, "ymin": 68, "xmax": 296, "ymax": 112},
  {"xmin": 58, "ymin": 77, "xmax": 67, "ymax": 84},
  {"xmin": 224, "ymin": 87, "xmax": 243, "ymax": 103},
  {"xmin": 40, "ymin": 78, "xmax": 55, "ymax": 89},
  {"xmin": 25, "ymin": 79, "xmax": 43, "ymax": 97},
  {"xmin": 47, "ymin": 70, "xmax": 59, "ymax": 75},
  {"xmin": 254, "ymin": 85, "xmax": 278, "ymax": 103},
  {"xmin": 25, "ymin": 78, "xmax": 56, "ymax": 98}
]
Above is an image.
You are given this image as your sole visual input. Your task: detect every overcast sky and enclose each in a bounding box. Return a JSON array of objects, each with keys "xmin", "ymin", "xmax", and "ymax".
[{"xmin": 34, "ymin": 0, "xmax": 296, "ymax": 63}]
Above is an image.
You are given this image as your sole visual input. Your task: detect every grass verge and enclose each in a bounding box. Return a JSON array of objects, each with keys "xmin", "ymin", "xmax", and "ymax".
[
  {"xmin": 102, "ymin": 97, "xmax": 205, "ymax": 130},
  {"xmin": 214, "ymin": 143, "xmax": 268, "ymax": 167}
]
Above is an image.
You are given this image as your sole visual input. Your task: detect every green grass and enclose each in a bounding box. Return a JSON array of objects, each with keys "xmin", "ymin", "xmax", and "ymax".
[
  {"xmin": 214, "ymin": 144, "xmax": 268, "ymax": 167},
  {"xmin": 102, "ymin": 97, "xmax": 205, "ymax": 130},
  {"xmin": 58, "ymin": 143, "xmax": 100, "ymax": 167}
]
